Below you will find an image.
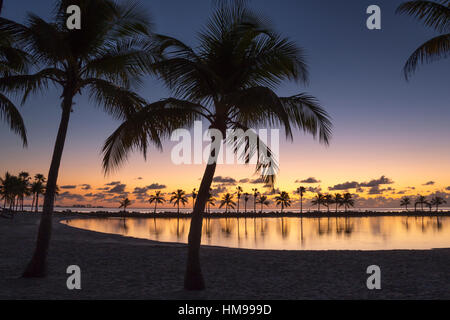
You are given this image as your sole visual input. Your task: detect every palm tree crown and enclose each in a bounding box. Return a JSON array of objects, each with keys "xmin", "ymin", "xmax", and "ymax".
[{"xmin": 396, "ymin": 0, "xmax": 450, "ymax": 79}]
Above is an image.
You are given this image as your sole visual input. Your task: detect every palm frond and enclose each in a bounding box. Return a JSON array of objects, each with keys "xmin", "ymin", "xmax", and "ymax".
[
  {"xmin": 403, "ymin": 33, "xmax": 450, "ymax": 79},
  {"xmin": 280, "ymin": 94, "xmax": 332, "ymax": 145},
  {"xmin": 102, "ymin": 98, "xmax": 203, "ymax": 173},
  {"xmin": 0, "ymin": 92, "xmax": 27, "ymax": 146},
  {"xmin": 396, "ymin": 1, "xmax": 450, "ymax": 33}
]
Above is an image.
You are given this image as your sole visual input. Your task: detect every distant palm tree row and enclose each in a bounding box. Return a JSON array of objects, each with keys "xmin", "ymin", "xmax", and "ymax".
[
  {"xmin": 400, "ymin": 195, "xmax": 447, "ymax": 212},
  {"xmin": 141, "ymin": 186, "xmax": 356, "ymax": 214},
  {"xmin": 0, "ymin": 172, "xmax": 47, "ymax": 212}
]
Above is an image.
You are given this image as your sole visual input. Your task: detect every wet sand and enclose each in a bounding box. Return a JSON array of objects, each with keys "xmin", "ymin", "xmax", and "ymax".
[{"xmin": 0, "ymin": 214, "xmax": 449, "ymax": 299}]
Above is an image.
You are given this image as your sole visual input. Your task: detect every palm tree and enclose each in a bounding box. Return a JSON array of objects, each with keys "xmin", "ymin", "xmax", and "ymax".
[
  {"xmin": 236, "ymin": 186, "xmax": 243, "ymax": 213},
  {"xmin": 275, "ymin": 191, "xmax": 291, "ymax": 213},
  {"xmin": 170, "ymin": 189, "xmax": 188, "ymax": 214},
  {"xmin": 18, "ymin": 171, "xmax": 30, "ymax": 212},
  {"xmin": 396, "ymin": 0, "xmax": 450, "ymax": 79},
  {"xmin": 340, "ymin": 193, "xmax": 355, "ymax": 212},
  {"xmin": 101, "ymin": 1, "xmax": 332, "ymax": 290},
  {"xmin": 415, "ymin": 195, "xmax": 427, "ymax": 211},
  {"xmin": 334, "ymin": 193, "xmax": 343, "ymax": 213},
  {"xmin": 191, "ymin": 188, "xmax": 197, "ymax": 210},
  {"xmin": 0, "ymin": 0, "xmax": 155, "ymax": 278},
  {"xmin": 252, "ymin": 188, "xmax": 259, "ymax": 213},
  {"xmin": 119, "ymin": 198, "xmax": 131, "ymax": 212},
  {"xmin": 400, "ymin": 196, "xmax": 412, "ymax": 211},
  {"xmin": 256, "ymin": 195, "xmax": 270, "ymax": 213},
  {"xmin": 0, "ymin": 171, "xmax": 14, "ymax": 209},
  {"xmin": 324, "ymin": 194, "xmax": 334, "ymax": 213},
  {"xmin": 243, "ymin": 192, "xmax": 250, "ymax": 214},
  {"xmin": 0, "ymin": 26, "xmax": 28, "ymax": 146},
  {"xmin": 206, "ymin": 191, "xmax": 215, "ymax": 214},
  {"xmin": 296, "ymin": 186, "xmax": 306, "ymax": 214},
  {"xmin": 219, "ymin": 193, "xmax": 236, "ymax": 214},
  {"xmin": 311, "ymin": 193, "xmax": 326, "ymax": 212},
  {"xmin": 149, "ymin": 191, "xmax": 165, "ymax": 214},
  {"xmin": 430, "ymin": 196, "xmax": 446, "ymax": 211}
]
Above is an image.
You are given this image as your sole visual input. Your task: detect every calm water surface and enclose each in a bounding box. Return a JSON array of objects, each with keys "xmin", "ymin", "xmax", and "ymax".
[{"xmin": 62, "ymin": 216, "xmax": 450, "ymax": 250}]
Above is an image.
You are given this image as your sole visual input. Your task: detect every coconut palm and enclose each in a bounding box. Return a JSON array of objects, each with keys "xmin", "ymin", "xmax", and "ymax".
[
  {"xmin": 119, "ymin": 198, "xmax": 131, "ymax": 212},
  {"xmin": 340, "ymin": 193, "xmax": 355, "ymax": 212},
  {"xmin": 396, "ymin": 0, "xmax": 450, "ymax": 79},
  {"xmin": 101, "ymin": 1, "xmax": 332, "ymax": 290},
  {"xmin": 400, "ymin": 196, "xmax": 412, "ymax": 211},
  {"xmin": 0, "ymin": 26, "xmax": 28, "ymax": 146},
  {"xmin": 256, "ymin": 195, "xmax": 270, "ymax": 213},
  {"xmin": 334, "ymin": 193, "xmax": 343, "ymax": 213},
  {"xmin": 311, "ymin": 193, "xmax": 326, "ymax": 212},
  {"xmin": 296, "ymin": 186, "xmax": 306, "ymax": 214},
  {"xmin": 0, "ymin": 0, "xmax": 156, "ymax": 277},
  {"xmin": 0, "ymin": 171, "xmax": 15, "ymax": 209},
  {"xmin": 236, "ymin": 186, "xmax": 243, "ymax": 213},
  {"xmin": 170, "ymin": 189, "xmax": 188, "ymax": 214},
  {"xmin": 415, "ymin": 195, "xmax": 427, "ymax": 211},
  {"xmin": 275, "ymin": 191, "xmax": 291, "ymax": 213},
  {"xmin": 149, "ymin": 191, "xmax": 165, "ymax": 214},
  {"xmin": 219, "ymin": 193, "xmax": 236, "ymax": 214},
  {"xmin": 17, "ymin": 171, "xmax": 30, "ymax": 212},
  {"xmin": 430, "ymin": 196, "xmax": 446, "ymax": 211}
]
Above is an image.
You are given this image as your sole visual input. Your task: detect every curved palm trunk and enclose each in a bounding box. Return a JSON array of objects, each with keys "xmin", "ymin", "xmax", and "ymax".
[
  {"xmin": 35, "ymin": 194, "xmax": 39, "ymax": 212},
  {"xmin": 184, "ymin": 151, "xmax": 219, "ymax": 290},
  {"xmin": 300, "ymin": 195, "xmax": 303, "ymax": 214},
  {"xmin": 23, "ymin": 94, "xmax": 73, "ymax": 277},
  {"xmin": 154, "ymin": 202, "xmax": 157, "ymax": 214}
]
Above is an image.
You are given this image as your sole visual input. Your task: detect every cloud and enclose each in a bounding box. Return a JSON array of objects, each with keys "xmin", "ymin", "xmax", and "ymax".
[
  {"xmin": 136, "ymin": 177, "xmax": 143, "ymax": 180},
  {"xmin": 212, "ymin": 176, "xmax": 236, "ymax": 184},
  {"xmin": 60, "ymin": 185, "xmax": 76, "ymax": 189},
  {"xmin": 368, "ymin": 186, "xmax": 383, "ymax": 195},
  {"xmin": 147, "ymin": 183, "xmax": 166, "ymax": 190},
  {"xmin": 210, "ymin": 185, "xmax": 227, "ymax": 197},
  {"xmin": 97, "ymin": 187, "xmax": 109, "ymax": 191},
  {"xmin": 105, "ymin": 181, "xmax": 121, "ymax": 186},
  {"xmin": 422, "ymin": 181, "xmax": 435, "ymax": 186},
  {"xmin": 296, "ymin": 177, "xmax": 321, "ymax": 184},
  {"xmin": 249, "ymin": 177, "xmax": 265, "ymax": 184},
  {"xmin": 360, "ymin": 176, "xmax": 394, "ymax": 187},
  {"xmin": 238, "ymin": 178, "xmax": 250, "ymax": 183},
  {"xmin": 307, "ymin": 186, "xmax": 322, "ymax": 193},
  {"xmin": 446, "ymin": 187, "xmax": 450, "ymax": 191},
  {"xmin": 133, "ymin": 187, "xmax": 149, "ymax": 195},
  {"xmin": 107, "ymin": 184, "xmax": 127, "ymax": 194},
  {"xmin": 80, "ymin": 184, "xmax": 91, "ymax": 190},
  {"xmin": 329, "ymin": 181, "xmax": 359, "ymax": 191},
  {"xmin": 57, "ymin": 192, "xmax": 85, "ymax": 201}
]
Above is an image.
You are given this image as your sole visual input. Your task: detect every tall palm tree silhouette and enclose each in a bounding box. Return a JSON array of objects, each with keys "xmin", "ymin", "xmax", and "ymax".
[
  {"xmin": 0, "ymin": 0, "xmax": 155, "ymax": 278},
  {"xmin": 206, "ymin": 190, "xmax": 215, "ymax": 214},
  {"xmin": 18, "ymin": 172, "xmax": 30, "ymax": 212},
  {"xmin": 275, "ymin": 191, "xmax": 291, "ymax": 213},
  {"xmin": 170, "ymin": 189, "xmax": 188, "ymax": 214},
  {"xmin": 101, "ymin": 1, "xmax": 332, "ymax": 290},
  {"xmin": 32, "ymin": 174, "xmax": 45, "ymax": 213},
  {"xmin": 324, "ymin": 194, "xmax": 333, "ymax": 213},
  {"xmin": 296, "ymin": 186, "xmax": 306, "ymax": 214},
  {"xmin": 219, "ymin": 193, "xmax": 236, "ymax": 214},
  {"xmin": 149, "ymin": 191, "xmax": 165, "ymax": 214},
  {"xmin": 396, "ymin": 0, "xmax": 450, "ymax": 79},
  {"xmin": 400, "ymin": 196, "xmax": 412, "ymax": 211}
]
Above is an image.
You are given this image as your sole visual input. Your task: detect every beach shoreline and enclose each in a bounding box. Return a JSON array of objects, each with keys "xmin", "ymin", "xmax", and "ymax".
[{"xmin": 1, "ymin": 214, "xmax": 449, "ymax": 299}]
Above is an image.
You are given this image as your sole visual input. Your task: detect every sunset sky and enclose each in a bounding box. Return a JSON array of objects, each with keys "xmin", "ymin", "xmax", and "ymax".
[{"xmin": 1, "ymin": 0, "xmax": 449, "ymax": 208}]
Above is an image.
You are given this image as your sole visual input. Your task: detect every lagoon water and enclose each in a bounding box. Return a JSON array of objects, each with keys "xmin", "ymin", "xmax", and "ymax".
[{"xmin": 62, "ymin": 216, "xmax": 450, "ymax": 251}]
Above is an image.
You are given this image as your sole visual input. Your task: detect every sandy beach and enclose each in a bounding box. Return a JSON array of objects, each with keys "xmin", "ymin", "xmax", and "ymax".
[{"xmin": 1, "ymin": 213, "xmax": 449, "ymax": 300}]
